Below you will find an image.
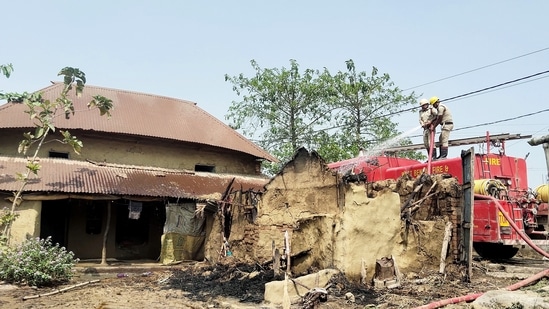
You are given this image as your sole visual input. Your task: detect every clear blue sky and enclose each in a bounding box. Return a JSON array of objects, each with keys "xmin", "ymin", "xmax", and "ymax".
[{"xmin": 2, "ymin": 1, "xmax": 549, "ymax": 186}]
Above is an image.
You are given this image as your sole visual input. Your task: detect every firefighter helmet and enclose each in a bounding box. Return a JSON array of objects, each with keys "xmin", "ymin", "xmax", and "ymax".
[
  {"xmin": 429, "ymin": 96, "xmax": 440, "ymax": 104},
  {"xmin": 419, "ymin": 98, "xmax": 429, "ymax": 106}
]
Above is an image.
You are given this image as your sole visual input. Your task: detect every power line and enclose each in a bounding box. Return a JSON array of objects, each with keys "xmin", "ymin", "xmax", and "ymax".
[
  {"xmin": 372, "ymin": 69, "xmax": 549, "ymax": 121},
  {"xmin": 247, "ymin": 68, "xmax": 549, "ymax": 147},
  {"xmin": 441, "ymin": 70, "xmax": 549, "ymax": 103},
  {"xmin": 256, "ymin": 104, "xmax": 549, "ymax": 146},
  {"xmin": 456, "ymin": 109, "xmax": 549, "ymax": 131},
  {"xmin": 403, "ymin": 47, "xmax": 549, "ymax": 91},
  {"xmin": 445, "ymin": 75, "xmax": 549, "ymax": 101},
  {"xmin": 253, "ymin": 71, "xmax": 549, "ymax": 144},
  {"xmin": 407, "ymin": 107, "xmax": 549, "ymax": 139}
]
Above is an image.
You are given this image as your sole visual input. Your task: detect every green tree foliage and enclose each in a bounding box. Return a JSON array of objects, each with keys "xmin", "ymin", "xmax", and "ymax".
[
  {"xmin": 318, "ymin": 60, "xmax": 418, "ymax": 161},
  {"xmin": 0, "ymin": 63, "xmax": 13, "ymax": 78},
  {"xmin": 225, "ymin": 60, "xmax": 333, "ymax": 174},
  {"xmin": 225, "ymin": 59, "xmax": 420, "ymax": 174},
  {"xmin": 0, "ymin": 66, "xmax": 113, "ymax": 244}
]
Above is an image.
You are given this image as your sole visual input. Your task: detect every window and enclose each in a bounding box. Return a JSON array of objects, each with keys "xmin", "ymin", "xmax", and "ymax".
[
  {"xmin": 195, "ymin": 164, "xmax": 215, "ymax": 173},
  {"xmin": 49, "ymin": 151, "xmax": 69, "ymax": 159}
]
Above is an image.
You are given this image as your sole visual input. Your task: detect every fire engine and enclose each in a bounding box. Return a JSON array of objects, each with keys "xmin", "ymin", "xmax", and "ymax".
[{"xmin": 328, "ymin": 132, "xmax": 549, "ymax": 260}]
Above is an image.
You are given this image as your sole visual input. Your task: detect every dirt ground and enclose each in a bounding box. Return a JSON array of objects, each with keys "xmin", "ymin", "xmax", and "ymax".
[{"xmin": 1, "ymin": 255, "xmax": 547, "ymax": 309}]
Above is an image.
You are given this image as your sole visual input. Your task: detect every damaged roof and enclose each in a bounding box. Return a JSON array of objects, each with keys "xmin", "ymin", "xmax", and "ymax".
[
  {"xmin": 0, "ymin": 156, "xmax": 268, "ymax": 201},
  {"xmin": 0, "ymin": 83, "xmax": 277, "ymax": 162}
]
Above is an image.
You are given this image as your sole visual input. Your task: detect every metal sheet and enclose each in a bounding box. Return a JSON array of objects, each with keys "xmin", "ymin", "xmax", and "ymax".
[
  {"xmin": 0, "ymin": 156, "xmax": 268, "ymax": 200},
  {"xmin": 0, "ymin": 83, "xmax": 277, "ymax": 162}
]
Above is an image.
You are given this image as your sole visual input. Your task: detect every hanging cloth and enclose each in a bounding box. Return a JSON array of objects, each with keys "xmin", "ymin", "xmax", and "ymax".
[{"xmin": 128, "ymin": 201, "xmax": 143, "ymax": 220}]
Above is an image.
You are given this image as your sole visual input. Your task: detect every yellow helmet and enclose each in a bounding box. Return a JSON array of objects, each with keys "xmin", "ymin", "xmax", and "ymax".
[
  {"xmin": 429, "ymin": 96, "xmax": 439, "ymax": 105},
  {"xmin": 419, "ymin": 98, "xmax": 429, "ymax": 106}
]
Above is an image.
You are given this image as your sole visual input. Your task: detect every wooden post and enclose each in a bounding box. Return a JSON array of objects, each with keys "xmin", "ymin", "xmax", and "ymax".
[
  {"xmin": 100, "ymin": 201, "xmax": 111, "ymax": 265},
  {"xmin": 439, "ymin": 221, "xmax": 453, "ymax": 274},
  {"xmin": 220, "ymin": 232, "xmax": 226, "ymax": 258},
  {"xmin": 361, "ymin": 258, "xmax": 367, "ymax": 285},
  {"xmin": 282, "ymin": 273, "xmax": 291, "ymax": 309},
  {"xmin": 284, "ymin": 230, "xmax": 291, "ymax": 273},
  {"xmin": 273, "ymin": 248, "xmax": 281, "ymax": 277}
]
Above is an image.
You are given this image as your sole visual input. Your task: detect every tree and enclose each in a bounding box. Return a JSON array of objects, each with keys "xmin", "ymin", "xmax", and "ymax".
[
  {"xmin": 317, "ymin": 59, "xmax": 419, "ymax": 162},
  {"xmin": 225, "ymin": 59, "xmax": 333, "ymax": 174},
  {"xmin": 0, "ymin": 67, "xmax": 113, "ymax": 245},
  {"xmin": 225, "ymin": 59, "xmax": 421, "ymax": 174},
  {"xmin": 0, "ymin": 64, "xmax": 13, "ymax": 78}
]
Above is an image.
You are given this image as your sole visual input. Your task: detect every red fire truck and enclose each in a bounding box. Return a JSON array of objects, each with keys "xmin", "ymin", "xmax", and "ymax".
[{"xmin": 328, "ymin": 132, "xmax": 549, "ymax": 259}]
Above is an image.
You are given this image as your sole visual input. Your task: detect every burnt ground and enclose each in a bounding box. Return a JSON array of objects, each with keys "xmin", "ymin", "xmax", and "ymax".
[
  {"xmin": 164, "ymin": 261, "xmax": 377, "ymax": 306},
  {"xmin": 0, "ymin": 255, "xmax": 546, "ymax": 309}
]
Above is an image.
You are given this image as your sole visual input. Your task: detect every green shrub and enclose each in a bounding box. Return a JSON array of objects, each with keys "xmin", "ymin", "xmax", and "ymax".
[{"xmin": 0, "ymin": 236, "xmax": 79, "ymax": 286}]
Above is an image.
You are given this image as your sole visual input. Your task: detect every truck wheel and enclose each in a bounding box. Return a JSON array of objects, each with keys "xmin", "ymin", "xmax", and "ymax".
[{"xmin": 473, "ymin": 242, "xmax": 519, "ymax": 260}]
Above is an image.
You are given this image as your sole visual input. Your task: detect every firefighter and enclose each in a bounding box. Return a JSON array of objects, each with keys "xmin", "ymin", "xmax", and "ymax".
[
  {"xmin": 430, "ymin": 96, "xmax": 454, "ymax": 160},
  {"xmin": 419, "ymin": 98, "xmax": 438, "ymax": 159}
]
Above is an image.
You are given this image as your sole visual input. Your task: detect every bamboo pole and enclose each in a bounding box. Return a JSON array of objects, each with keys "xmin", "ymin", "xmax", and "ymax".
[
  {"xmin": 23, "ymin": 280, "xmax": 100, "ymax": 300},
  {"xmin": 284, "ymin": 230, "xmax": 291, "ymax": 273}
]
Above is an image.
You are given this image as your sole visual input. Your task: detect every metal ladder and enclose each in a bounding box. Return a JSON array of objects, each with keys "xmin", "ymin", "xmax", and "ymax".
[{"xmin": 480, "ymin": 154, "xmax": 492, "ymax": 180}]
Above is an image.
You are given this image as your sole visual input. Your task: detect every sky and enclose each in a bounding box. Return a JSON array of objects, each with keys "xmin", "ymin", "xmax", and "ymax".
[{"xmin": 2, "ymin": 1, "xmax": 549, "ymax": 187}]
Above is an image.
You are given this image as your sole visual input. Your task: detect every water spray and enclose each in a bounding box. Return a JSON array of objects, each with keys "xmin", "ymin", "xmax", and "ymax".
[{"xmin": 336, "ymin": 125, "xmax": 423, "ymax": 175}]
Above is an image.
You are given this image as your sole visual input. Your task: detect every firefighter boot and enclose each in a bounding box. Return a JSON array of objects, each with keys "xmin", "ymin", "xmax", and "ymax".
[
  {"xmin": 429, "ymin": 147, "xmax": 437, "ymax": 160},
  {"xmin": 439, "ymin": 146, "xmax": 448, "ymax": 159},
  {"xmin": 430, "ymin": 147, "xmax": 439, "ymax": 161}
]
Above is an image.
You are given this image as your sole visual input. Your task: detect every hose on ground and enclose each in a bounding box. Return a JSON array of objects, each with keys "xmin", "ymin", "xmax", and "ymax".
[{"xmin": 411, "ymin": 194, "xmax": 549, "ymax": 308}]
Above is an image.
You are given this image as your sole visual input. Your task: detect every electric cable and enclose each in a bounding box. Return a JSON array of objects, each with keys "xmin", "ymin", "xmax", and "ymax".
[
  {"xmin": 446, "ymin": 75, "xmax": 549, "ymax": 101},
  {"xmin": 403, "ymin": 47, "xmax": 549, "ymax": 91},
  {"xmin": 454, "ymin": 108, "xmax": 549, "ymax": 131},
  {"xmin": 248, "ymin": 68, "xmax": 549, "ymax": 146},
  {"xmin": 368, "ymin": 69, "xmax": 549, "ymax": 121},
  {"xmin": 440, "ymin": 70, "xmax": 549, "ymax": 103},
  {"xmin": 406, "ymin": 108, "xmax": 549, "ymax": 139},
  {"xmin": 253, "ymin": 101, "xmax": 549, "ymax": 145}
]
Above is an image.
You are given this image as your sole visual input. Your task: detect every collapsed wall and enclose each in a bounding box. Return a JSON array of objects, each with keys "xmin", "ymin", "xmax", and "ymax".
[
  {"xmin": 343, "ymin": 173, "xmax": 464, "ymax": 281},
  {"xmin": 204, "ymin": 148, "xmax": 464, "ymax": 283}
]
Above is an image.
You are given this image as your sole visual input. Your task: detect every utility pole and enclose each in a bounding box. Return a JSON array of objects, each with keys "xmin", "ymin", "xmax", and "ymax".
[{"xmin": 528, "ymin": 134, "xmax": 549, "ymax": 182}]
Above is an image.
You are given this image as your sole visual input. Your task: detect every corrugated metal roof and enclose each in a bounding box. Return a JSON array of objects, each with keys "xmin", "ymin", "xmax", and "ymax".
[
  {"xmin": 0, "ymin": 156, "xmax": 268, "ymax": 200},
  {"xmin": 0, "ymin": 83, "xmax": 277, "ymax": 162}
]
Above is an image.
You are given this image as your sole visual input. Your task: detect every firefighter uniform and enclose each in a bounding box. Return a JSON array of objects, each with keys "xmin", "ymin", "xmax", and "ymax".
[
  {"xmin": 430, "ymin": 96, "xmax": 454, "ymax": 159},
  {"xmin": 418, "ymin": 98, "xmax": 437, "ymax": 158}
]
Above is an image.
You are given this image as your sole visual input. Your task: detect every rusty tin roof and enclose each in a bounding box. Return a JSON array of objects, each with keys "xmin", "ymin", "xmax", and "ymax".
[
  {"xmin": 0, "ymin": 156, "xmax": 268, "ymax": 200},
  {"xmin": 0, "ymin": 83, "xmax": 277, "ymax": 162}
]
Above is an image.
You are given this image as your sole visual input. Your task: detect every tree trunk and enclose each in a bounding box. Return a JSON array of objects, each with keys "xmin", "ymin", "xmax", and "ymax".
[{"xmin": 101, "ymin": 202, "xmax": 111, "ymax": 265}]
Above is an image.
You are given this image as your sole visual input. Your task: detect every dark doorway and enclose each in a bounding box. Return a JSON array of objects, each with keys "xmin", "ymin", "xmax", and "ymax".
[
  {"xmin": 114, "ymin": 200, "xmax": 166, "ymax": 260},
  {"xmin": 40, "ymin": 200, "xmax": 70, "ymax": 247}
]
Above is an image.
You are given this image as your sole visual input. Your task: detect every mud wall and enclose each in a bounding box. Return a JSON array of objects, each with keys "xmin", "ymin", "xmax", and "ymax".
[
  {"xmin": 203, "ymin": 149, "xmax": 340, "ymax": 266},
  {"xmin": 7, "ymin": 199, "xmax": 41, "ymax": 245},
  {"xmin": 0, "ymin": 128, "xmax": 260, "ymax": 175},
  {"xmin": 204, "ymin": 149, "xmax": 463, "ymax": 283}
]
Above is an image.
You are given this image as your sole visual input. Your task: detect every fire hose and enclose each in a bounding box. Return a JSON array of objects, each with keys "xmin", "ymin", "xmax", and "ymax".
[
  {"xmin": 412, "ymin": 268, "xmax": 549, "ymax": 309},
  {"xmin": 476, "ymin": 194, "xmax": 549, "ymax": 259},
  {"xmin": 427, "ymin": 125, "xmax": 435, "ymax": 174},
  {"xmin": 412, "ymin": 195, "xmax": 549, "ymax": 309}
]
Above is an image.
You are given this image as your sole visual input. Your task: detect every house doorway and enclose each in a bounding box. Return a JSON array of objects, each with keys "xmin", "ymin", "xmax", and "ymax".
[
  {"xmin": 40, "ymin": 200, "xmax": 70, "ymax": 247},
  {"xmin": 40, "ymin": 199, "xmax": 166, "ymax": 261},
  {"xmin": 113, "ymin": 200, "xmax": 166, "ymax": 260}
]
